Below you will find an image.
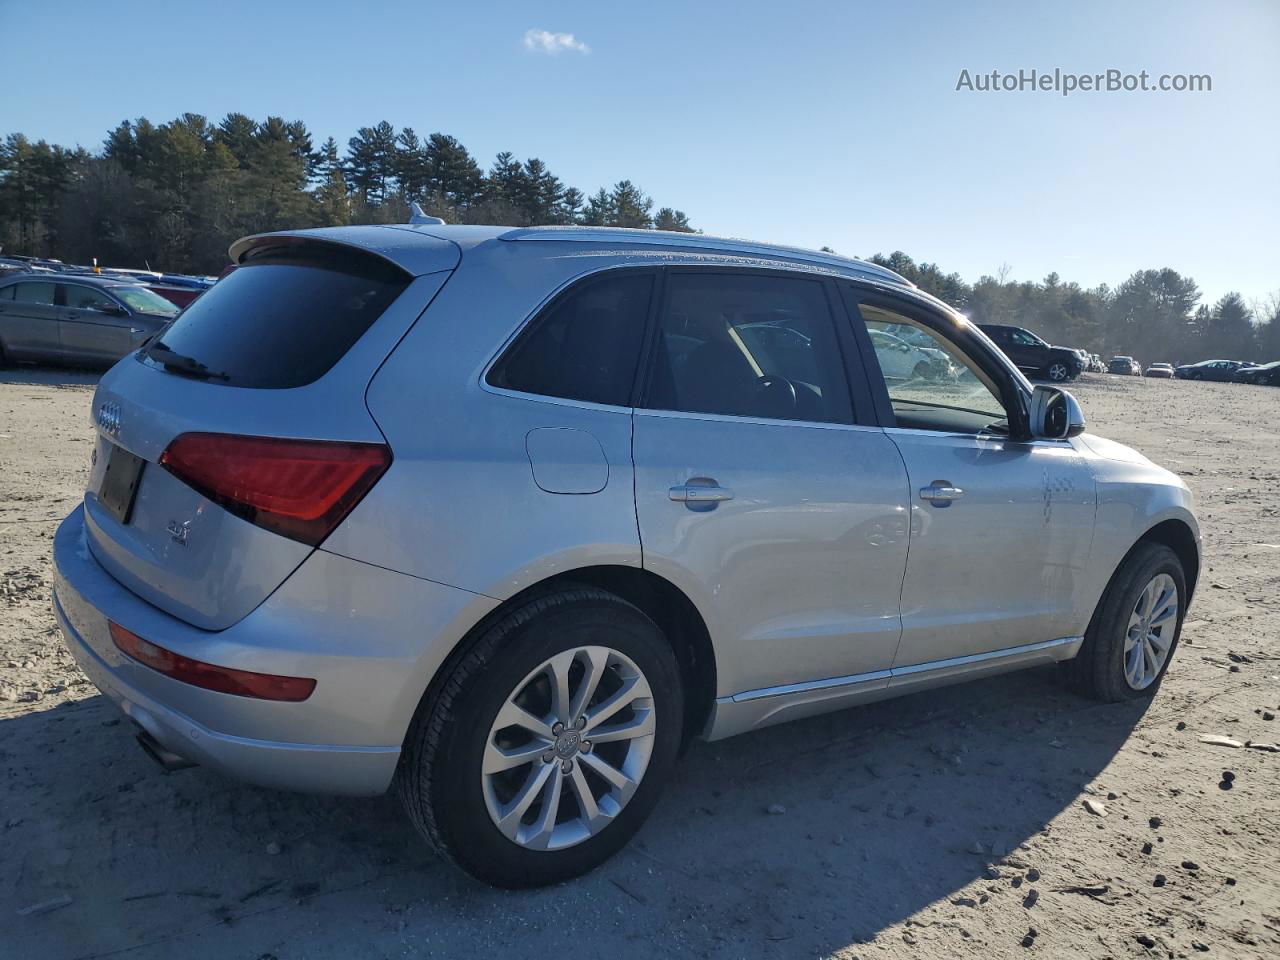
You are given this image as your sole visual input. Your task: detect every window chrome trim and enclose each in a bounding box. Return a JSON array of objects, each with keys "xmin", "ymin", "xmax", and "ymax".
[
  {"xmin": 723, "ymin": 635, "xmax": 1082, "ymax": 704},
  {"xmin": 635, "ymin": 406, "xmax": 884, "ymax": 433}
]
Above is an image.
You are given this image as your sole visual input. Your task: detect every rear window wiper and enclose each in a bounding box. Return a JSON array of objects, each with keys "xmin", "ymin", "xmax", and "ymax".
[{"xmin": 144, "ymin": 341, "xmax": 231, "ymax": 382}]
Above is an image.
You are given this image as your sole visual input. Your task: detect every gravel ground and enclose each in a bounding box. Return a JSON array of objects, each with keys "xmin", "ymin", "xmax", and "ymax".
[{"xmin": 1, "ymin": 367, "xmax": 1277, "ymax": 960}]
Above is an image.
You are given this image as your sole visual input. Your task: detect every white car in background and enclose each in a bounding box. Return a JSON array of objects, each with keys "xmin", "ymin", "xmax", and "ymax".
[{"xmin": 870, "ymin": 328, "xmax": 956, "ymax": 381}]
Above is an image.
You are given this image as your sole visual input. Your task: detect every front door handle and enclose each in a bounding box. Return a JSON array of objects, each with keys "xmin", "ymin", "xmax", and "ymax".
[
  {"xmin": 669, "ymin": 481, "xmax": 734, "ymax": 504},
  {"xmin": 919, "ymin": 481, "xmax": 964, "ymax": 506}
]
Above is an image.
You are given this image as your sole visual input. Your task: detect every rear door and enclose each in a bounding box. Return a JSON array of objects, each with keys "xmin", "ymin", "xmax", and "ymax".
[
  {"xmin": 57, "ymin": 283, "xmax": 136, "ymax": 363},
  {"xmin": 0, "ymin": 280, "xmax": 62, "ymax": 360},
  {"xmin": 849, "ymin": 290, "xmax": 1096, "ymax": 666},
  {"xmin": 83, "ymin": 239, "xmax": 456, "ymax": 629},
  {"xmin": 633, "ymin": 269, "xmax": 910, "ymax": 699}
]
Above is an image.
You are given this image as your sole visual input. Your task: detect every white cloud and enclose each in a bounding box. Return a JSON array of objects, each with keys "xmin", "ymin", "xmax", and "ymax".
[{"xmin": 522, "ymin": 29, "xmax": 590, "ymax": 55}]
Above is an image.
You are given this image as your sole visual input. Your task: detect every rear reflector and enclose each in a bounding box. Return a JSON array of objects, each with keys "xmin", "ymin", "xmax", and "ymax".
[
  {"xmin": 159, "ymin": 433, "xmax": 390, "ymax": 546},
  {"xmin": 109, "ymin": 621, "xmax": 316, "ymax": 702}
]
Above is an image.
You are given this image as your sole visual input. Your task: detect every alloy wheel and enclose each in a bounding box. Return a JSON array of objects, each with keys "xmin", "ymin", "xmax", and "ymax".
[
  {"xmin": 1048, "ymin": 362, "xmax": 1069, "ymax": 381},
  {"xmin": 1122, "ymin": 573, "xmax": 1179, "ymax": 690},
  {"xmin": 482, "ymin": 645, "xmax": 656, "ymax": 851}
]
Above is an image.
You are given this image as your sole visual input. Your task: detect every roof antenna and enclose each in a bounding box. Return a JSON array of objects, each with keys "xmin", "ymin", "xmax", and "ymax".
[{"xmin": 408, "ymin": 202, "xmax": 445, "ymax": 226}]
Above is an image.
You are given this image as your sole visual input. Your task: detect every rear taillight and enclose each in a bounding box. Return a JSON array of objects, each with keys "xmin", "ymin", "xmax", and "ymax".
[
  {"xmin": 109, "ymin": 622, "xmax": 316, "ymax": 702},
  {"xmin": 159, "ymin": 433, "xmax": 390, "ymax": 546}
]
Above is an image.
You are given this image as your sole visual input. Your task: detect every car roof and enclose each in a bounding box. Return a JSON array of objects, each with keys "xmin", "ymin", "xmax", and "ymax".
[
  {"xmin": 0, "ymin": 272, "xmax": 137, "ymax": 289},
  {"xmin": 230, "ymin": 223, "xmax": 913, "ymax": 288}
]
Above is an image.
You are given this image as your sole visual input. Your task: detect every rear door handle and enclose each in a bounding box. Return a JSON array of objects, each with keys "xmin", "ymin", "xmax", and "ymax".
[
  {"xmin": 919, "ymin": 481, "xmax": 964, "ymax": 506},
  {"xmin": 669, "ymin": 481, "xmax": 734, "ymax": 504}
]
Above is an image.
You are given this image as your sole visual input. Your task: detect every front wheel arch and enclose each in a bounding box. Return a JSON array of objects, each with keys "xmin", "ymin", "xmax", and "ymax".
[{"xmin": 1131, "ymin": 519, "xmax": 1200, "ymax": 602}]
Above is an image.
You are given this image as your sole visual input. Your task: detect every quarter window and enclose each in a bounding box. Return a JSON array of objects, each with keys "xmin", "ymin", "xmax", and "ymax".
[
  {"xmin": 488, "ymin": 272, "xmax": 654, "ymax": 407},
  {"xmin": 644, "ymin": 273, "xmax": 853, "ymax": 424}
]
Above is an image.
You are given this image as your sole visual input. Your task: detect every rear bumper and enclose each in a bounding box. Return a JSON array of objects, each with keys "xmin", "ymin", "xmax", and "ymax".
[
  {"xmin": 52, "ymin": 505, "xmax": 496, "ymax": 795},
  {"xmin": 55, "ymin": 593, "xmax": 399, "ymax": 794}
]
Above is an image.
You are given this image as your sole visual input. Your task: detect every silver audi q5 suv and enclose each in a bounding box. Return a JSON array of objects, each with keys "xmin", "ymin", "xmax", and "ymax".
[{"xmin": 53, "ymin": 223, "xmax": 1199, "ymax": 887}]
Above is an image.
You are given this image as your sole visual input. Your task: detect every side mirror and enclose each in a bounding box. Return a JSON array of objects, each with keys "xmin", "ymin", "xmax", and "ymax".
[
  {"xmin": 99, "ymin": 302, "xmax": 127, "ymax": 316},
  {"xmin": 1029, "ymin": 385, "xmax": 1085, "ymax": 440}
]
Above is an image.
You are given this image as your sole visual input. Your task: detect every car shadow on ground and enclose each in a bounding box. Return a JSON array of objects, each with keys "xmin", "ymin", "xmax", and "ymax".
[
  {"xmin": 0, "ymin": 366, "xmax": 102, "ymax": 388},
  {"xmin": 1, "ymin": 666, "xmax": 1147, "ymax": 960}
]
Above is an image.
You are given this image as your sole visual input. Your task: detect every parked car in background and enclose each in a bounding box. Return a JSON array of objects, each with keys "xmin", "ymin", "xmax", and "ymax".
[
  {"xmin": 1233, "ymin": 360, "xmax": 1280, "ymax": 386},
  {"xmin": 0, "ymin": 273, "xmax": 179, "ymax": 368},
  {"xmin": 1145, "ymin": 363, "xmax": 1174, "ymax": 379},
  {"xmin": 52, "ymin": 223, "xmax": 1199, "ymax": 888},
  {"xmin": 978, "ymin": 323, "xmax": 1083, "ymax": 382},
  {"xmin": 867, "ymin": 328, "xmax": 956, "ymax": 380},
  {"xmin": 1174, "ymin": 359, "xmax": 1247, "ymax": 382},
  {"xmin": 1090, "ymin": 353, "xmax": 1105, "ymax": 373},
  {"xmin": 1109, "ymin": 356, "xmax": 1142, "ymax": 376}
]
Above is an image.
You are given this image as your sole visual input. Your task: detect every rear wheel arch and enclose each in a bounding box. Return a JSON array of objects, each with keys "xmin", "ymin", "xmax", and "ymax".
[{"xmin": 405, "ymin": 565, "xmax": 717, "ymax": 752}]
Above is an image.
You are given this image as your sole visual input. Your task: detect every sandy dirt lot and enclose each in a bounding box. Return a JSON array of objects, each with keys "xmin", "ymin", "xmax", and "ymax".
[{"xmin": 2, "ymin": 368, "xmax": 1278, "ymax": 960}]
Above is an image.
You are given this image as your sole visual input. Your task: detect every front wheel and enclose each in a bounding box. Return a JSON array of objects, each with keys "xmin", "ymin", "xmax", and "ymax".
[
  {"xmin": 397, "ymin": 587, "xmax": 684, "ymax": 888},
  {"xmin": 1067, "ymin": 542, "xmax": 1186, "ymax": 701}
]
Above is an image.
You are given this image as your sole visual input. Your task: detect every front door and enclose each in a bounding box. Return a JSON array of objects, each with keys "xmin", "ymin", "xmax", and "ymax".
[
  {"xmin": 633, "ymin": 270, "xmax": 911, "ymax": 699},
  {"xmin": 851, "ymin": 296, "xmax": 1096, "ymax": 667},
  {"xmin": 58, "ymin": 284, "xmax": 135, "ymax": 364}
]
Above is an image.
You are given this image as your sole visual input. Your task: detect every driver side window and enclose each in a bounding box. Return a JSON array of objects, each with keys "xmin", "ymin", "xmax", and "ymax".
[
  {"xmin": 63, "ymin": 285, "xmax": 117, "ymax": 312},
  {"xmin": 644, "ymin": 273, "xmax": 853, "ymax": 424},
  {"xmin": 855, "ymin": 302, "xmax": 1010, "ymax": 434}
]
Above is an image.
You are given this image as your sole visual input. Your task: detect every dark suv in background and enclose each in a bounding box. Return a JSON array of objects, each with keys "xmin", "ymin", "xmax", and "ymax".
[{"xmin": 979, "ymin": 324, "xmax": 1083, "ymax": 382}]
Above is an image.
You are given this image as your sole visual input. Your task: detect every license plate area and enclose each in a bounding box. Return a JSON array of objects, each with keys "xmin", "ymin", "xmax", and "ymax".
[{"xmin": 97, "ymin": 443, "xmax": 146, "ymax": 525}]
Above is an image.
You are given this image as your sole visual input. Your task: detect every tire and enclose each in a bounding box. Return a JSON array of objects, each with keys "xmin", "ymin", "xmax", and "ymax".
[
  {"xmin": 912, "ymin": 360, "xmax": 932, "ymax": 380},
  {"xmin": 1045, "ymin": 361, "xmax": 1070, "ymax": 382},
  {"xmin": 397, "ymin": 587, "xmax": 684, "ymax": 888},
  {"xmin": 1067, "ymin": 542, "xmax": 1186, "ymax": 702}
]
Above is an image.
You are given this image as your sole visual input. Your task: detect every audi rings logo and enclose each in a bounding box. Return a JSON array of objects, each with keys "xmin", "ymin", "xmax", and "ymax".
[{"xmin": 96, "ymin": 401, "xmax": 122, "ymax": 436}]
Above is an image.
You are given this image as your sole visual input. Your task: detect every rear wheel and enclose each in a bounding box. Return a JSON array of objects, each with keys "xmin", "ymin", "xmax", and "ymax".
[
  {"xmin": 397, "ymin": 587, "xmax": 683, "ymax": 888},
  {"xmin": 1067, "ymin": 542, "xmax": 1186, "ymax": 701}
]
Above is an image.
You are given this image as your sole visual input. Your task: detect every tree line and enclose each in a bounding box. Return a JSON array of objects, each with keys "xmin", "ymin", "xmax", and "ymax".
[
  {"xmin": 859, "ymin": 252, "xmax": 1280, "ymax": 364},
  {"xmin": 0, "ymin": 113, "xmax": 694, "ymax": 275},
  {"xmin": 1, "ymin": 114, "xmax": 1275, "ymax": 364}
]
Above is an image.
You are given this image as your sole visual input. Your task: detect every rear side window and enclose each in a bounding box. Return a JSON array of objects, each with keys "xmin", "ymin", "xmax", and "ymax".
[
  {"xmin": 13, "ymin": 281, "xmax": 55, "ymax": 305},
  {"xmin": 488, "ymin": 272, "xmax": 653, "ymax": 407},
  {"xmin": 143, "ymin": 245, "xmax": 410, "ymax": 389},
  {"xmin": 644, "ymin": 273, "xmax": 853, "ymax": 424}
]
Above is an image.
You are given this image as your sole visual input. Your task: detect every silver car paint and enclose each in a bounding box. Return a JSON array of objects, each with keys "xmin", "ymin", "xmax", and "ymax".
[
  {"xmin": 51, "ymin": 225, "xmax": 1199, "ymax": 795},
  {"xmin": 84, "ymin": 270, "xmax": 452, "ymax": 629}
]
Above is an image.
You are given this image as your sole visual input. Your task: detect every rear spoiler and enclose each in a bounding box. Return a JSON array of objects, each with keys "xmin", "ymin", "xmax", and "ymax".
[{"xmin": 229, "ymin": 227, "xmax": 460, "ymax": 277}]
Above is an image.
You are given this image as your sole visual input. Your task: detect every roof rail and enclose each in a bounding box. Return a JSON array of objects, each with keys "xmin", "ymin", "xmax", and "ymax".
[
  {"xmin": 408, "ymin": 202, "xmax": 445, "ymax": 226},
  {"xmin": 497, "ymin": 226, "xmax": 910, "ymax": 285}
]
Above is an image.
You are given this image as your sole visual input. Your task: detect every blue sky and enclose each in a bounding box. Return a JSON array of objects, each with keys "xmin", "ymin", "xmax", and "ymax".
[{"xmin": 4, "ymin": 0, "xmax": 1277, "ymax": 307}]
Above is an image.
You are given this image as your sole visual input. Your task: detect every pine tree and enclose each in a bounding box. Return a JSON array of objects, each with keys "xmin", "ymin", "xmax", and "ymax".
[
  {"xmin": 654, "ymin": 207, "xmax": 693, "ymax": 232},
  {"xmin": 580, "ymin": 188, "xmax": 613, "ymax": 225},
  {"xmin": 609, "ymin": 180, "xmax": 653, "ymax": 228}
]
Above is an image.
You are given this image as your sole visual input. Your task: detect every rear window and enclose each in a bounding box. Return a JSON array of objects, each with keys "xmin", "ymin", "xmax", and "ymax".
[{"xmin": 142, "ymin": 246, "xmax": 410, "ymax": 389}]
